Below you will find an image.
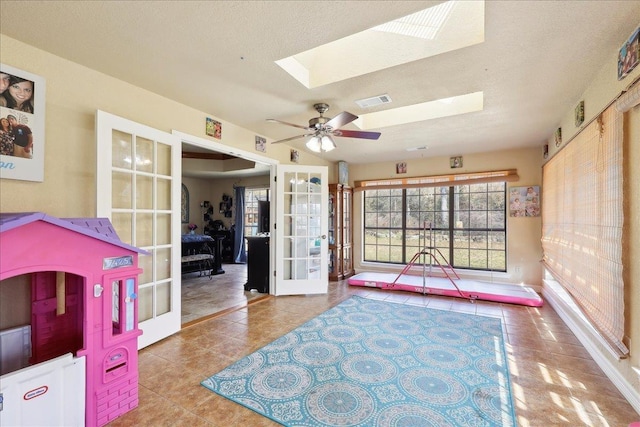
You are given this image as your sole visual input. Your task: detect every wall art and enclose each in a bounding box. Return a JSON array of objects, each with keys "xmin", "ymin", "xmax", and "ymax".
[
  {"xmin": 206, "ymin": 117, "xmax": 222, "ymax": 139},
  {"xmin": 618, "ymin": 26, "xmax": 639, "ymax": 80},
  {"xmin": 255, "ymin": 135, "xmax": 266, "ymax": 152},
  {"xmin": 509, "ymin": 186, "xmax": 540, "ymax": 217},
  {"xmin": 0, "ymin": 63, "xmax": 46, "ymax": 182},
  {"xmin": 338, "ymin": 160, "xmax": 349, "ymax": 184},
  {"xmin": 450, "ymin": 156, "xmax": 463, "ymax": 168},
  {"xmin": 575, "ymin": 100, "xmax": 584, "ymax": 127},
  {"xmin": 181, "ymin": 184, "xmax": 189, "ymax": 223}
]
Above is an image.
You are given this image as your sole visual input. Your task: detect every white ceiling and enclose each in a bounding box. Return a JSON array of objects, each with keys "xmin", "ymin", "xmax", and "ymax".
[{"xmin": 1, "ymin": 1, "xmax": 639, "ymax": 169}]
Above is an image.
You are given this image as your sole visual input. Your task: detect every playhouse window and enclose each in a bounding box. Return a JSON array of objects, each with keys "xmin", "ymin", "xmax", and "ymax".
[
  {"xmin": 111, "ymin": 277, "xmax": 136, "ymax": 335},
  {"xmin": 112, "ymin": 279, "xmax": 121, "ymax": 334}
]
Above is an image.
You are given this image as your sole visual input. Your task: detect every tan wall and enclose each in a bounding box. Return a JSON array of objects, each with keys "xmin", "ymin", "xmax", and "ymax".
[
  {"xmin": 350, "ymin": 147, "xmax": 543, "ymax": 287},
  {"xmin": 181, "ymin": 174, "xmax": 269, "ymax": 233},
  {"xmin": 0, "ymin": 35, "xmax": 331, "ymax": 218}
]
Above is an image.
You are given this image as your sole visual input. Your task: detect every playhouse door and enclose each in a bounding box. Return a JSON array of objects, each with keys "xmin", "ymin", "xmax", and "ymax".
[{"xmin": 96, "ymin": 111, "xmax": 182, "ymax": 348}]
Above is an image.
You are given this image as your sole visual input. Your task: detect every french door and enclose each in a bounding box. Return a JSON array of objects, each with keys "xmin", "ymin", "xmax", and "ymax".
[
  {"xmin": 274, "ymin": 165, "xmax": 329, "ymax": 295},
  {"xmin": 96, "ymin": 111, "xmax": 181, "ymax": 348}
]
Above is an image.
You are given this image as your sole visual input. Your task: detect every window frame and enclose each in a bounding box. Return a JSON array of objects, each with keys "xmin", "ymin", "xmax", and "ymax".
[
  {"xmin": 363, "ymin": 182, "xmax": 507, "ymax": 272},
  {"xmin": 244, "ymin": 187, "xmax": 269, "ymax": 238}
]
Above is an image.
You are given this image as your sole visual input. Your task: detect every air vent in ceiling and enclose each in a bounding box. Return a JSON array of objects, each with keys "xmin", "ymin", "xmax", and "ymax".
[
  {"xmin": 406, "ymin": 146, "xmax": 429, "ymax": 152},
  {"xmin": 355, "ymin": 94, "xmax": 392, "ymax": 108}
]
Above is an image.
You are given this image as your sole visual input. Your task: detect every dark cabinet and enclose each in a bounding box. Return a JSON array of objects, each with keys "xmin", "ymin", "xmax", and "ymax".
[
  {"xmin": 329, "ymin": 184, "xmax": 354, "ymax": 281},
  {"xmin": 245, "ymin": 236, "xmax": 269, "ymax": 293}
]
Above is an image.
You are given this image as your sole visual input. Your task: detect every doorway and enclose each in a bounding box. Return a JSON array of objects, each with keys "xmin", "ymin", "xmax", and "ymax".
[{"xmin": 178, "ymin": 135, "xmax": 276, "ymax": 325}]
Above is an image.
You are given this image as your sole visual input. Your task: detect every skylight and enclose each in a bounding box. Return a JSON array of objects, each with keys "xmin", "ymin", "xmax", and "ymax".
[
  {"xmin": 353, "ymin": 92, "xmax": 484, "ymax": 129},
  {"xmin": 371, "ymin": 1, "xmax": 455, "ymax": 40},
  {"xmin": 275, "ymin": 1, "xmax": 484, "ymax": 88}
]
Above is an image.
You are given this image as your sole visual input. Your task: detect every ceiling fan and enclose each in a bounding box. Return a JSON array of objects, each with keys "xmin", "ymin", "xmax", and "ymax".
[{"xmin": 268, "ymin": 103, "xmax": 381, "ymax": 153}]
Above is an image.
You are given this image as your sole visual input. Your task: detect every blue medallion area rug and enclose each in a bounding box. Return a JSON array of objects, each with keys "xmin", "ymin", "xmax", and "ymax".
[{"xmin": 201, "ymin": 295, "xmax": 516, "ymax": 426}]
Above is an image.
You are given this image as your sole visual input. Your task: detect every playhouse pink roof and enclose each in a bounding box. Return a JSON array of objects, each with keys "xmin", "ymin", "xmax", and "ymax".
[{"xmin": 0, "ymin": 212, "xmax": 147, "ymax": 254}]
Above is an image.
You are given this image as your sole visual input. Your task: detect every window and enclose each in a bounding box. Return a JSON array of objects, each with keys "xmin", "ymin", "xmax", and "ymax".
[
  {"xmin": 364, "ymin": 182, "xmax": 506, "ymax": 271},
  {"xmin": 244, "ymin": 187, "xmax": 269, "ymax": 238}
]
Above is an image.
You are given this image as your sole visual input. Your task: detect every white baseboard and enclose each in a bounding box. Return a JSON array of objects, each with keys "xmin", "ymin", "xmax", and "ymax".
[{"xmin": 542, "ymin": 282, "xmax": 640, "ymax": 416}]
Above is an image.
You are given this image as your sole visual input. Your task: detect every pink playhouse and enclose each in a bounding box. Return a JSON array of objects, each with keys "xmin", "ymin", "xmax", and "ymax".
[{"xmin": 0, "ymin": 212, "xmax": 147, "ymax": 426}]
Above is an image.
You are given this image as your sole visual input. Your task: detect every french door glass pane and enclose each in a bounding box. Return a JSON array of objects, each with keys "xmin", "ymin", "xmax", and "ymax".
[
  {"xmin": 156, "ymin": 282, "xmax": 171, "ymax": 315},
  {"xmin": 136, "ymin": 213, "xmax": 153, "ymax": 247},
  {"xmin": 157, "ymin": 178, "xmax": 171, "ymax": 210},
  {"xmin": 111, "ymin": 212, "xmax": 133, "ymax": 244},
  {"xmin": 138, "ymin": 253, "xmax": 153, "ymax": 284},
  {"xmin": 112, "ymin": 172, "xmax": 133, "ymax": 209},
  {"xmin": 112, "ymin": 130, "xmax": 133, "ymax": 169},
  {"xmin": 156, "ymin": 213, "xmax": 171, "ymax": 245},
  {"xmin": 136, "ymin": 136, "xmax": 154, "ymax": 173},
  {"xmin": 155, "ymin": 247, "xmax": 171, "ymax": 280},
  {"xmin": 138, "ymin": 285, "xmax": 153, "ymax": 322},
  {"xmin": 156, "ymin": 143, "xmax": 171, "ymax": 176},
  {"xmin": 136, "ymin": 175, "xmax": 153, "ymax": 209}
]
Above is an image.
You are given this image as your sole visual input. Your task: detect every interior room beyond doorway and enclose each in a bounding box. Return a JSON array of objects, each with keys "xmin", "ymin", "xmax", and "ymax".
[{"xmin": 181, "ymin": 141, "xmax": 272, "ymax": 325}]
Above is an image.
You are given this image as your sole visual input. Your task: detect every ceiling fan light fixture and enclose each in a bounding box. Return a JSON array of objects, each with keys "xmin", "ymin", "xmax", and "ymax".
[
  {"xmin": 306, "ymin": 136, "xmax": 322, "ymax": 152},
  {"xmin": 306, "ymin": 134, "xmax": 336, "ymax": 153},
  {"xmin": 321, "ymin": 135, "xmax": 336, "ymax": 152}
]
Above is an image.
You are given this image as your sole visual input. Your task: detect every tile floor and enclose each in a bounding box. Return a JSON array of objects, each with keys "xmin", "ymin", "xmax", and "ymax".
[
  {"xmin": 181, "ymin": 263, "xmax": 267, "ymax": 326},
  {"xmin": 108, "ymin": 277, "xmax": 639, "ymax": 427}
]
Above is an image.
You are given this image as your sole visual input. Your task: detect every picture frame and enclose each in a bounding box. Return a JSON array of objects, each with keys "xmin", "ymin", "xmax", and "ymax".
[
  {"xmin": 290, "ymin": 149, "xmax": 299, "ymax": 163},
  {"xmin": 396, "ymin": 162, "xmax": 407, "ymax": 174},
  {"xmin": 181, "ymin": 184, "xmax": 189, "ymax": 223},
  {"xmin": 450, "ymin": 156, "xmax": 463, "ymax": 169},
  {"xmin": 255, "ymin": 135, "xmax": 266, "ymax": 152},
  {"xmin": 618, "ymin": 26, "xmax": 639, "ymax": 81},
  {"xmin": 0, "ymin": 63, "xmax": 46, "ymax": 182},
  {"xmin": 575, "ymin": 100, "xmax": 584, "ymax": 127},
  {"xmin": 509, "ymin": 186, "xmax": 540, "ymax": 217},
  {"xmin": 338, "ymin": 160, "xmax": 349, "ymax": 185},
  {"xmin": 555, "ymin": 127, "xmax": 562, "ymax": 147},
  {"xmin": 206, "ymin": 117, "xmax": 222, "ymax": 139}
]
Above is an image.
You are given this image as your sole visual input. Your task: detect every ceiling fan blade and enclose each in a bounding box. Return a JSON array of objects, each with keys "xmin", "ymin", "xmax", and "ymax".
[
  {"xmin": 333, "ymin": 129, "xmax": 381, "ymax": 140},
  {"xmin": 271, "ymin": 133, "xmax": 313, "ymax": 144},
  {"xmin": 267, "ymin": 118, "xmax": 312, "ymax": 131},
  {"xmin": 325, "ymin": 111, "xmax": 358, "ymax": 130}
]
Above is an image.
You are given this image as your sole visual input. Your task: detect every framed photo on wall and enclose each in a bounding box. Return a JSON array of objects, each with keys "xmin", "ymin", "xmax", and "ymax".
[
  {"xmin": 255, "ymin": 135, "xmax": 266, "ymax": 152},
  {"xmin": 450, "ymin": 156, "xmax": 463, "ymax": 168},
  {"xmin": 0, "ymin": 63, "xmax": 46, "ymax": 182},
  {"xmin": 206, "ymin": 117, "xmax": 222, "ymax": 139},
  {"xmin": 509, "ymin": 185, "xmax": 540, "ymax": 217},
  {"xmin": 618, "ymin": 26, "xmax": 639, "ymax": 80}
]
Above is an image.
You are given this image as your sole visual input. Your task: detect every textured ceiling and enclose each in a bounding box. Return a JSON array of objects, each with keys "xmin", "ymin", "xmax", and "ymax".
[{"xmin": 1, "ymin": 1, "xmax": 639, "ymax": 170}]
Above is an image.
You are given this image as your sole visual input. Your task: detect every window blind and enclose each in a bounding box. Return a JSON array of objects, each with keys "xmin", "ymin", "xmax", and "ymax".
[{"xmin": 541, "ymin": 104, "xmax": 627, "ymax": 357}]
